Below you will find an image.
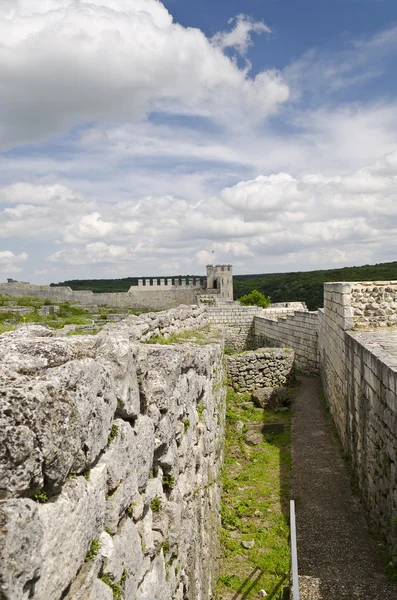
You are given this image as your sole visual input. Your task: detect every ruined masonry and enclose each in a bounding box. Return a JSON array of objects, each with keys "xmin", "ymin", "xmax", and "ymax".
[{"xmin": 1, "ymin": 278, "xmax": 397, "ymax": 599}]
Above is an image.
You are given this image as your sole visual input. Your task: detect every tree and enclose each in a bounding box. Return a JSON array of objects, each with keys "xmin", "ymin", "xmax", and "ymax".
[{"xmin": 239, "ymin": 289, "xmax": 271, "ymax": 308}]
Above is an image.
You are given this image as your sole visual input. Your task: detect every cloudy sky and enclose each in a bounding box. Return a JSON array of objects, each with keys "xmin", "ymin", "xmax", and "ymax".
[{"xmin": 1, "ymin": 0, "xmax": 397, "ymax": 283}]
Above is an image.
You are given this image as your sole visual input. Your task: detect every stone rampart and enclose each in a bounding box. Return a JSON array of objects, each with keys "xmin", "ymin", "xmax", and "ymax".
[
  {"xmin": 206, "ymin": 304, "xmax": 306, "ymax": 352},
  {"xmin": 0, "ymin": 283, "xmax": 198, "ymax": 310},
  {"xmin": 227, "ymin": 348, "xmax": 294, "ymax": 392},
  {"xmin": 253, "ymin": 312, "xmax": 319, "ymax": 374},
  {"xmin": 0, "ymin": 308, "xmax": 225, "ymax": 600},
  {"xmin": 319, "ymin": 281, "xmax": 397, "ymax": 560}
]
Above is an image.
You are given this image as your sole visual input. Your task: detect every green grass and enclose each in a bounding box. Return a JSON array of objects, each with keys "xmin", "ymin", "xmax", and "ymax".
[
  {"xmin": 216, "ymin": 387, "xmax": 292, "ymax": 600},
  {"xmin": 0, "ymin": 323, "xmax": 16, "ymax": 335},
  {"xmin": 85, "ymin": 538, "xmax": 101, "ymax": 562},
  {"xmin": 144, "ymin": 325, "xmax": 214, "ymax": 346}
]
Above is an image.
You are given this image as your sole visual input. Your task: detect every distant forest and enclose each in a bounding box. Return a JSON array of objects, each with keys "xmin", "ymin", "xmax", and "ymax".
[{"xmin": 52, "ymin": 261, "xmax": 397, "ymax": 311}]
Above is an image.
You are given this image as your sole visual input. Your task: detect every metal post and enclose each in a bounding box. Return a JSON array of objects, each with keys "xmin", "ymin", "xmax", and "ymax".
[{"xmin": 290, "ymin": 500, "xmax": 300, "ymax": 599}]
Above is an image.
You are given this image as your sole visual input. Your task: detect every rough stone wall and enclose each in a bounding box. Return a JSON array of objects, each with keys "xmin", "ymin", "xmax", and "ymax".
[
  {"xmin": 0, "ymin": 310, "xmax": 225, "ymax": 600},
  {"xmin": 253, "ymin": 312, "xmax": 319, "ymax": 374},
  {"xmin": 227, "ymin": 348, "xmax": 294, "ymax": 392},
  {"xmin": 0, "ymin": 283, "xmax": 198, "ymax": 310},
  {"xmin": 206, "ymin": 305, "xmax": 306, "ymax": 352},
  {"xmin": 318, "ymin": 282, "xmax": 397, "ymax": 560},
  {"xmin": 350, "ymin": 282, "xmax": 397, "ymax": 328}
]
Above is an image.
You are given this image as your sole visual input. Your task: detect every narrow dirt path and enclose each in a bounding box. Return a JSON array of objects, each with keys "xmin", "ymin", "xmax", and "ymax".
[{"xmin": 291, "ymin": 376, "xmax": 397, "ymax": 599}]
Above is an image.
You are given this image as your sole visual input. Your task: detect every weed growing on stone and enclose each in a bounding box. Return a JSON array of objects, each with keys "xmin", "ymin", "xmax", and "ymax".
[
  {"xmin": 85, "ymin": 539, "xmax": 101, "ymax": 561},
  {"xmin": 197, "ymin": 401, "xmax": 205, "ymax": 420},
  {"xmin": 182, "ymin": 418, "xmax": 190, "ymax": 432},
  {"xmin": 100, "ymin": 572, "xmax": 126, "ymax": 600},
  {"xmin": 33, "ymin": 490, "xmax": 48, "ymax": 503},
  {"xmin": 107, "ymin": 424, "xmax": 119, "ymax": 446},
  {"xmin": 126, "ymin": 501, "xmax": 135, "ymax": 517},
  {"xmin": 216, "ymin": 386, "xmax": 291, "ymax": 600},
  {"xmin": 150, "ymin": 496, "xmax": 161, "ymax": 512},
  {"xmin": 162, "ymin": 473, "xmax": 175, "ymax": 492},
  {"xmin": 224, "ymin": 347, "xmax": 235, "ymax": 355}
]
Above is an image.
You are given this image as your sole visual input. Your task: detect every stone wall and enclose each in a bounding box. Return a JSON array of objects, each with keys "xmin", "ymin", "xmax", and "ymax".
[
  {"xmin": 0, "ymin": 282, "xmax": 198, "ymax": 310},
  {"xmin": 206, "ymin": 304, "xmax": 307, "ymax": 352},
  {"xmin": 350, "ymin": 282, "xmax": 397, "ymax": 328},
  {"xmin": 226, "ymin": 348, "xmax": 294, "ymax": 392},
  {"xmin": 319, "ymin": 281, "xmax": 397, "ymax": 560},
  {"xmin": 0, "ymin": 309, "xmax": 225, "ymax": 600},
  {"xmin": 253, "ymin": 312, "xmax": 319, "ymax": 374}
]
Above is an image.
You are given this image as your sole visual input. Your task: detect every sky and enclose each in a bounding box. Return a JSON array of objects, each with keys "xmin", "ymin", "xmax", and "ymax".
[{"xmin": 1, "ymin": 0, "xmax": 397, "ymax": 283}]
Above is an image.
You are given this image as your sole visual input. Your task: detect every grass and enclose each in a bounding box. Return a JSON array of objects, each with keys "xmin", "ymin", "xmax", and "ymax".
[
  {"xmin": 144, "ymin": 325, "xmax": 214, "ymax": 346},
  {"xmin": 107, "ymin": 424, "xmax": 119, "ymax": 446},
  {"xmin": 85, "ymin": 538, "xmax": 101, "ymax": 561},
  {"xmin": 216, "ymin": 387, "xmax": 292, "ymax": 600}
]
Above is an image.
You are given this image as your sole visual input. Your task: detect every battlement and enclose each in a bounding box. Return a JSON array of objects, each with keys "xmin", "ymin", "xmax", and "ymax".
[{"xmin": 135, "ymin": 276, "xmax": 205, "ymax": 289}]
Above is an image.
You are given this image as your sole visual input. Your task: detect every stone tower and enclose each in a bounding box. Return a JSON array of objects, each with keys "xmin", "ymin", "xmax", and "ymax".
[{"xmin": 206, "ymin": 264, "xmax": 233, "ymax": 301}]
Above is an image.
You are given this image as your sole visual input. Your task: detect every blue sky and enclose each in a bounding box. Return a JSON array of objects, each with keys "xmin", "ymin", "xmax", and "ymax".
[{"xmin": 0, "ymin": 0, "xmax": 397, "ymax": 282}]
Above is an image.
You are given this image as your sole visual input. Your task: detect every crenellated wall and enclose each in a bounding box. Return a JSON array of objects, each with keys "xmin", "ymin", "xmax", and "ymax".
[
  {"xmin": 0, "ymin": 282, "xmax": 199, "ymax": 310},
  {"xmin": 0, "ymin": 308, "xmax": 225, "ymax": 600}
]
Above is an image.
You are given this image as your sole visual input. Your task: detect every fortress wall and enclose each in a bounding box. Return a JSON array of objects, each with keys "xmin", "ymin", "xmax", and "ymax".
[
  {"xmin": 253, "ymin": 311, "xmax": 319, "ymax": 375},
  {"xmin": 319, "ymin": 281, "xmax": 397, "ymax": 559},
  {"xmin": 226, "ymin": 348, "xmax": 295, "ymax": 393},
  {"xmin": 206, "ymin": 305, "xmax": 305, "ymax": 351},
  {"xmin": 0, "ymin": 311, "xmax": 225, "ymax": 600},
  {"xmin": 350, "ymin": 281, "xmax": 397, "ymax": 328},
  {"xmin": 0, "ymin": 283, "xmax": 198, "ymax": 310}
]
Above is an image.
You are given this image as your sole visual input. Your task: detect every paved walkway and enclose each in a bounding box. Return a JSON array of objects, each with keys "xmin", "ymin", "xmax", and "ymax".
[{"xmin": 292, "ymin": 376, "xmax": 397, "ymax": 599}]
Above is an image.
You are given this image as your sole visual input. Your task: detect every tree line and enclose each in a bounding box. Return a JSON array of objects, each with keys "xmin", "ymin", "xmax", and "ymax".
[{"xmin": 52, "ymin": 261, "xmax": 397, "ymax": 311}]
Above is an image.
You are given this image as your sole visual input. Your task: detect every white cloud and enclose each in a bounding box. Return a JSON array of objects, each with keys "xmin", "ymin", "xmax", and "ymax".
[
  {"xmin": 211, "ymin": 14, "xmax": 270, "ymax": 55},
  {"xmin": 1, "ymin": 149, "xmax": 396, "ymax": 277},
  {"xmin": 0, "ymin": 0, "xmax": 288, "ymax": 147},
  {"xmin": 0, "ymin": 250, "xmax": 28, "ymax": 273}
]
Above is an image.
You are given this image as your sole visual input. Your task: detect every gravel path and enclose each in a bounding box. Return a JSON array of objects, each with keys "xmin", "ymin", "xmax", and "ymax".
[{"xmin": 291, "ymin": 376, "xmax": 397, "ymax": 599}]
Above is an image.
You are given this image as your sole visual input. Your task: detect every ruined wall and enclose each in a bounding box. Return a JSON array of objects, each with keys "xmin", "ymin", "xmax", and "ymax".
[
  {"xmin": 0, "ymin": 283, "xmax": 198, "ymax": 310},
  {"xmin": 319, "ymin": 282, "xmax": 397, "ymax": 559},
  {"xmin": 226, "ymin": 348, "xmax": 294, "ymax": 392},
  {"xmin": 0, "ymin": 308, "xmax": 225, "ymax": 600},
  {"xmin": 206, "ymin": 304, "xmax": 306, "ymax": 352},
  {"xmin": 253, "ymin": 311, "xmax": 319, "ymax": 374}
]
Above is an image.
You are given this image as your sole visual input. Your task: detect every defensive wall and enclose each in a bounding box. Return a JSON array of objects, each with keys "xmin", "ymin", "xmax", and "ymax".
[
  {"xmin": 0, "ymin": 264, "xmax": 234, "ymax": 310},
  {"xmin": 2, "ymin": 280, "xmax": 397, "ymax": 598},
  {"xmin": 0, "ymin": 282, "xmax": 199, "ymax": 311},
  {"xmin": 319, "ymin": 281, "xmax": 397, "ymax": 559},
  {"xmin": 0, "ymin": 307, "xmax": 225, "ymax": 600}
]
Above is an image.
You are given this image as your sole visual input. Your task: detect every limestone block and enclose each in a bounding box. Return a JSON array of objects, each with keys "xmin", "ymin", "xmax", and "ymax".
[
  {"xmin": 34, "ymin": 465, "xmax": 107, "ymax": 600},
  {"xmin": 1, "ymin": 355, "xmax": 118, "ymax": 496},
  {"xmin": 136, "ymin": 553, "xmax": 169, "ymax": 600},
  {"xmin": 103, "ymin": 518, "xmax": 143, "ymax": 590},
  {"xmin": 88, "ymin": 580, "xmax": 113, "ymax": 600},
  {"xmin": 98, "ymin": 420, "xmax": 139, "ymax": 533},
  {"xmin": 0, "ymin": 499, "xmax": 42, "ymax": 600},
  {"xmin": 135, "ymin": 415, "xmax": 155, "ymax": 491},
  {"xmin": 96, "ymin": 335, "xmax": 140, "ymax": 418}
]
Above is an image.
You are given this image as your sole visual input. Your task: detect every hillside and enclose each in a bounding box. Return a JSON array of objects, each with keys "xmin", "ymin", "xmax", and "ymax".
[
  {"xmin": 52, "ymin": 261, "xmax": 397, "ymax": 311},
  {"xmin": 234, "ymin": 261, "xmax": 397, "ymax": 310}
]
